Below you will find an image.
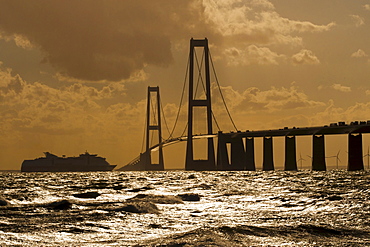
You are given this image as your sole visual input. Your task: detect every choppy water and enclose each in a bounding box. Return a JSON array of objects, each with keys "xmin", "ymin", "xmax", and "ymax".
[{"xmin": 0, "ymin": 170, "xmax": 369, "ymax": 246}]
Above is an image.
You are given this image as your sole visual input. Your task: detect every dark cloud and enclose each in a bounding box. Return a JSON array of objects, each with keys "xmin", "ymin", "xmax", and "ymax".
[
  {"xmin": 0, "ymin": 0, "xmax": 334, "ymax": 82},
  {"xmin": 0, "ymin": 0, "xmax": 205, "ymax": 81}
]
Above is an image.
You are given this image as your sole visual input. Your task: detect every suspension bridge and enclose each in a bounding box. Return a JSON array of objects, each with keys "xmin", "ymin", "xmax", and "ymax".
[{"xmin": 118, "ymin": 38, "xmax": 368, "ymax": 172}]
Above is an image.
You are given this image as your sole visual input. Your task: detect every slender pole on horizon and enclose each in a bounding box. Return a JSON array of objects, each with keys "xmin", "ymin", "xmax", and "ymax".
[
  {"xmin": 325, "ymin": 150, "xmax": 340, "ymax": 170},
  {"xmin": 325, "ymin": 150, "xmax": 341, "ymax": 170},
  {"xmin": 298, "ymin": 153, "xmax": 305, "ymax": 170},
  {"xmin": 336, "ymin": 150, "xmax": 340, "ymax": 170},
  {"xmin": 364, "ymin": 146, "xmax": 370, "ymax": 170}
]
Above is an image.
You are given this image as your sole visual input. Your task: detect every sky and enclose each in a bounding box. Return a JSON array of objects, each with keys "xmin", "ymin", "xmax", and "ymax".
[{"xmin": 1, "ymin": 0, "xmax": 370, "ymax": 170}]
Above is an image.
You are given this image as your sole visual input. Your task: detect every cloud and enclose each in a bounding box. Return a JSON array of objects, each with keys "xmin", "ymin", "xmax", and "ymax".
[
  {"xmin": 364, "ymin": 4, "xmax": 370, "ymax": 11},
  {"xmin": 313, "ymin": 100, "xmax": 370, "ymax": 125},
  {"xmin": 349, "ymin": 15, "xmax": 365, "ymax": 27},
  {"xmin": 332, "ymin": 83, "xmax": 351, "ymax": 92},
  {"xmin": 212, "ymin": 84, "xmax": 325, "ymax": 113},
  {"xmin": 0, "ymin": 1, "xmax": 195, "ymax": 82},
  {"xmin": 224, "ymin": 45, "xmax": 285, "ymax": 66},
  {"xmin": 208, "ymin": 83, "xmax": 327, "ymax": 130},
  {"xmin": 0, "ymin": 0, "xmax": 335, "ymax": 82},
  {"xmin": 291, "ymin": 49, "xmax": 320, "ymax": 65},
  {"xmin": 203, "ymin": 0, "xmax": 334, "ymax": 46},
  {"xmin": 351, "ymin": 49, "xmax": 368, "ymax": 58},
  {"xmin": 0, "ymin": 32, "xmax": 34, "ymax": 49},
  {"xmin": 0, "ymin": 63, "xmax": 134, "ymax": 137}
]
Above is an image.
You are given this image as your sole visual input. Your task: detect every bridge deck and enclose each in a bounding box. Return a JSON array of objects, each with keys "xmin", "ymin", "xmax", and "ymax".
[{"xmin": 224, "ymin": 122, "xmax": 370, "ymax": 138}]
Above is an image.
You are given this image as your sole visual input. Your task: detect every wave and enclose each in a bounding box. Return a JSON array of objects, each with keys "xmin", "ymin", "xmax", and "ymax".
[{"xmin": 139, "ymin": 224, "xmax": 370, "ymax": 246}]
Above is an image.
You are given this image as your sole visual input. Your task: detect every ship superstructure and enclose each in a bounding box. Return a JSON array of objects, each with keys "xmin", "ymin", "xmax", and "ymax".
[{"xmin": 21, "ymin": 152, "xmax": 116, "ymax": 172}]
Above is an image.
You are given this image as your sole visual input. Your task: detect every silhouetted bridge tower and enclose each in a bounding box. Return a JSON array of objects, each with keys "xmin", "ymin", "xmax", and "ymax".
[
  {"xmin": 121, "ymin": 86, "xmax": 164, "ymax": 171},
  {"xmin": 119, "ymin": 38, "xmax": 367, "ymax": 172},
  {"xmin": 186, "ymin": 38, "xmax": 216, "ymax": 170}
]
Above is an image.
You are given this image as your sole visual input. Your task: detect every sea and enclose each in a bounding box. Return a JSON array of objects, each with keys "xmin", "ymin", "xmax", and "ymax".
[{"xmin": 0, "ymin": 170, "xmax": 369, "ymax": 246}]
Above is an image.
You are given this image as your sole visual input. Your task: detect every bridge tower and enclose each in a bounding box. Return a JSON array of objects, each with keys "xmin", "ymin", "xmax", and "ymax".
[
  {"xmin": 143, "ymin": 86, "xmax": 164, "ymax": 170},
  {"xmin": 185, "ymin": 38, "xmax": 216, "ymax": 170}
]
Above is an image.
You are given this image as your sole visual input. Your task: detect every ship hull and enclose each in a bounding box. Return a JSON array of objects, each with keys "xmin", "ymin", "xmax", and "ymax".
[
  {"xmin": 21, "ymin": 161, "xmax": 116, "ymax": 172},
  {"xmin": 21, "ymin": 152, "xmax": 116, "ymax": 172}
]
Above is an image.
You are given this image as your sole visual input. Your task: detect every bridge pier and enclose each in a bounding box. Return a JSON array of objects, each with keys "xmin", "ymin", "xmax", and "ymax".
[
  {"xmin": 231, "ymin": 135, "xmax": 246, "ymax": 170},
  {"xmin": 284, "ymin": 136, "xmax": 298, "ymax": 171},
  {"xmin": 348, "ymin": 133, "xmax": 364, "ymax": 171},
  {"xmin": 312, "ymin": 135, "xmax": 326, "ymax": 171},
  {"xmin": 216, "ymin": 131, "xmax": 229, "ymax": 170},
  {"xmin": 216, "ymin": 132, "xmax": 246, "ymax": 170},
  {"xmin": 263, "ymin": 136, "xmax": 274, "ymax": 171},
  {"xmin": 245, "ymin": 137, "xmax": 256, "ymax": 171}
]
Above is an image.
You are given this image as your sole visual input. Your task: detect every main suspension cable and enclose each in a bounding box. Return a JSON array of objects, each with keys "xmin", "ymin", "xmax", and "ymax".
[
  {"xmin": 160, "ymin": 99, "xmax": 172, "ymax": 140},
  {"xmin": 209, "ymin": 51, "xmax": 238, "ymax": 131},
  {"xmin": 140, "ymin": 104, "xmax": 147, "ymax": 153},
  {"xmin": 168, "ymin": 50, "xmax": 190, "ymax": 139},
  {"xmin": 194, "ymin": 48, "xmax": 221, "ymax": 133}
]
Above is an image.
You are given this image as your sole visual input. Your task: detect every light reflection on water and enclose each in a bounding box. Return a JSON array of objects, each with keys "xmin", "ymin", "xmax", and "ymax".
[{"xmin": 0, "ymin": 170, "xmax": 369, "ymax": 246}]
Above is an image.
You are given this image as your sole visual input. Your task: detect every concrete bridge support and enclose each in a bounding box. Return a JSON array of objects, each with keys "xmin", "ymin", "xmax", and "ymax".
[
  {"xmin": 263, "ymin": 136, "xmax": 274, "ymax": 171},
  {"xmin": 216, "ymin": 132, "xmax": 246, "ymax": 170},
  {"xmin": 129, "ymin": 152, "xmax": 148, "ymax": 171},
  {"xmin": 245, "ymin": 137, "xmax": 256, "ymax": 171},
  {"xmin": 312, "ymin": 135, "xmax": 326, "ymax": 171},
  {"xmin": 216, "ymin": 132, "xmax": 229, "ymax": 170},
  {"xmin": 231, "ymin": 136, "xmax": 246, "ymax": 170},
  {"xmin": 284, "ymin": 136, "xmax": 298, "ymax": 171},
  {"xmin": 348, "ymin": 133, "xmax": 364, "ymax": 171}
]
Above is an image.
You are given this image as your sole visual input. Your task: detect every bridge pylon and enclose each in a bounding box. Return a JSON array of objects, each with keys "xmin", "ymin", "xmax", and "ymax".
[
  {"xmin": 185, "ymin": 38, "xmax": 216, "ymax": 170},
  {"xmin": 143, "ymin": 86, "xmax": 164, "ymax": 170}
]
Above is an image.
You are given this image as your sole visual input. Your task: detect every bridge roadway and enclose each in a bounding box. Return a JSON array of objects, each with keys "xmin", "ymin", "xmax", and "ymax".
[
  {"xmin": 120, "ymin": 121, "xmax": 369, "ymax": 171},
  {"xmin": 217, "ymin": 121, "xmax": 369, "ymax": 172},
  {"xmin": 150, "ymin": 121, "xmax": 370, "ymax": 151},
  {"xmin": 222, "ymin": 121, "xmax": 370, "ymax": 138}
]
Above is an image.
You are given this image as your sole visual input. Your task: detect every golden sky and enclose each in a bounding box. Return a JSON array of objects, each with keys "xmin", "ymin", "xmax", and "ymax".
[{"xmin": 1, "ymin": 0, "xmax": 370, "ymax": 170}]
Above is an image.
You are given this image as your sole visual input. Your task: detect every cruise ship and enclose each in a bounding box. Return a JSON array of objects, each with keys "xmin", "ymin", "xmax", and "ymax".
[{"xmin": 21, "ymin": 152, "xmax": 116, "ymax": 172}]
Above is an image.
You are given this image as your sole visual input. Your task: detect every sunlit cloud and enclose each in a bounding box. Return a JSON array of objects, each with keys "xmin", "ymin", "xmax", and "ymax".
[
  {"xmin": 349, "ymin": 15, "xmax": 365, "ymax": 27},
  {"xmin": 332, "ymin": 83, "xmax": 351, "ymax": 92},
  {"xmin": 55, "ymin": 69, "xmax": 148, "ymax": 84},
  {"xmin": 351, "ymin": 49, "xmax": 368, "ymax": 58},
  {"xmin": 364, "ymin": 4, "xmax": 370, "ymax": 11},
  {"xmin": 0, "ymin": 32, "xmax": 34, "ymax": 49},
  {"xmin": 224, "ymin": 45, "xmax": 286, "ymax": 66},
  {"xmin": 212, "ymin": 84, "xmax": 325, "ymax": 113},
  {"xmin": 0, "ymin": 64, "xmax": 140, "ymax": 138},
  {"xmin": 291, "ymin": 49, "xmax": 320, "ymax": 65},
  {"xmin": 314, "ymin": 100, "xmax": 370, "ymax": 125},
  {"xmin": 203, "ymin": 0, "xmax": 334, "ymax": 46}
]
